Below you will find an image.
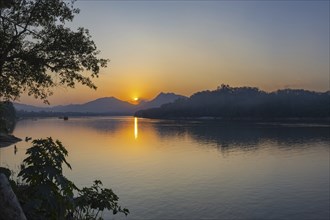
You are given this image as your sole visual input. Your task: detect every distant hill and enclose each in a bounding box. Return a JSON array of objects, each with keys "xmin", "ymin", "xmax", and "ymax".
[
  {"xmin": 137, "ymin": 92, "xmax": 186, "ymax": 110},
  {"xmin": 135, "ymin": 85, "xmax": 330, "ymax": 119},
  {"xmin": 14, "ymin": 92, "xmax": 185, "ymax": 116},
  {"xmin": 51, "ymin": 97, "xmax": 134, "ymax": 114},
  {"xmin": 14, "ymin": 103, "xmax": 48, "ymax": 112}
]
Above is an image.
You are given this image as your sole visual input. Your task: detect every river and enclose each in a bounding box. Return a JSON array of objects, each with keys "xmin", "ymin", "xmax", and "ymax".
[{"xmin": 0, "ymin": 116, "xmax": 329, "ymax": 219}]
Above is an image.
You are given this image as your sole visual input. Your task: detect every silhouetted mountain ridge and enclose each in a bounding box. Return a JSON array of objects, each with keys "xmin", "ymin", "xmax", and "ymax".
[
  {"xmin": 14, "ymin": 93, "xmax": 185, "ymax": 115},
  {"xmin": 51, "ymin": 97, "xmax": 134, "ymax": 113},
  {"xmin": 138, "ymin": 92, "xmax": 186, "ymax": 110}
]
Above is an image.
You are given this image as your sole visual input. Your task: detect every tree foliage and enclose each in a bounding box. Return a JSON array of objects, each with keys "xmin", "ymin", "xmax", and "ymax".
[
  {"xmin": 17, "ymin": 137, "xmax": 76, "ymax": 219},
  {"xmin": 0, "ymin": 0, "xmax": 108, "ymax": 103},
  {"xmin": 74, "ymin": 180, "xmax": 129, "ymax": 219},
  {"xmin": 0, "ymin": 1, "xmax": 128, "ymax": 219},
  {"xmin": 13, "ymin": 137, "xmax": 128, "ymax": 220},
  {"xmin": 0, "ymin": 101, "xmax": 16, "ymax": 133}
]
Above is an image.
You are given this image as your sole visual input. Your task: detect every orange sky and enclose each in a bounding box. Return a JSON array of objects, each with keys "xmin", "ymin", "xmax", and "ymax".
[{"xmin": 19, "ymin": 1, "xmax": 329, "ymax": 106}]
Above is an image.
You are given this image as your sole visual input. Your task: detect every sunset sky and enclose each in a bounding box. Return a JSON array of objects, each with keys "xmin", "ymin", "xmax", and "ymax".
[{"xmin": 20, "ymin": 0, "xmax": 329, "ymax": 106}]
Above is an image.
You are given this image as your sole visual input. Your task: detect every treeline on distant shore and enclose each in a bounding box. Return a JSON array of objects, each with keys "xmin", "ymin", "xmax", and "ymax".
[{"xmin": 135, "ymin": 85, "xmax": 330, "ymax": 119}]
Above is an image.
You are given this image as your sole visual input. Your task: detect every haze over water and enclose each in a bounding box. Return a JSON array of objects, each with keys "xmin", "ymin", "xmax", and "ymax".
[{"xmin": 1, "ymin": 117, "xmax": 329, "ymax": 219}]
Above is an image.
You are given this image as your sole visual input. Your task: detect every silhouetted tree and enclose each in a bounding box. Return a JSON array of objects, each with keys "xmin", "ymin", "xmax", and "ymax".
[
  {"xmin": 0, "ymin": 102, "xmax": 16, "ymax": 133},
  {"xmin": 0, "ymin": 1, "xmax": 130, "ymax": 219},
  {"xmin": 0, "ymin": 0, "xmax": 108, "ymax": 103}
]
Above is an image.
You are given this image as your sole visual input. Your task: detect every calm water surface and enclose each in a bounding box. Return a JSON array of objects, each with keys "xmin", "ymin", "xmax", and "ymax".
[{"xmin": 1, "ymin": 117, "xmax": 329, "ymax": 220}]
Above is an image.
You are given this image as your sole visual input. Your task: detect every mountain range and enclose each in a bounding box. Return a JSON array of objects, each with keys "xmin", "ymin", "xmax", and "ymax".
[{"xmin": 14, "ymin": 92, "xmax": 186, "ymax": 115}]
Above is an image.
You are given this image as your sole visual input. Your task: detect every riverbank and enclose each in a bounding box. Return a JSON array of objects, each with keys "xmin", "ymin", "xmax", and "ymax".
[{"xmin": 0, "ymin": 133, "xmax": 22, "ymax": 148}]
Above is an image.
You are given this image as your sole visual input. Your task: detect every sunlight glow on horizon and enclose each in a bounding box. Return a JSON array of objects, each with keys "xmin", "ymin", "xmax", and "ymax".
[{"xmin": 18, "ymin": 1, "xmax": 329, "ymax": 106}]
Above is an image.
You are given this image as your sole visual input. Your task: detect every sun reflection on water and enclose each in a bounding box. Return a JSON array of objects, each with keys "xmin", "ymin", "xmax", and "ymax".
[{"xmin": 134, "ymin": 117, "xmax": 138, "ymax": 139}]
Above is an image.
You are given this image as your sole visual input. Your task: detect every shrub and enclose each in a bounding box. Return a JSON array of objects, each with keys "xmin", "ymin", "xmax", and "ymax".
[{"xmin": 12, "ymin": 137, "xmax": 128, "ymax": 220}]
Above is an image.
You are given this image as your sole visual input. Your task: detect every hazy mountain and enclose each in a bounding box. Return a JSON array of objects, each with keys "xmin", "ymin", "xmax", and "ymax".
[
  {"xmin": 51, "ymin": 97, "xmax": 134, "ymax": 114},
  {"xmin": 136, "ymin": 92, "xmax": 186, "ymax": 110},
  {"xmin": 14, "ymin": 103, "xmax": 48, "ymax": 112},
  {"xmin": 14, "ymin": 92, "xmax": 185, "ymax": 115}
]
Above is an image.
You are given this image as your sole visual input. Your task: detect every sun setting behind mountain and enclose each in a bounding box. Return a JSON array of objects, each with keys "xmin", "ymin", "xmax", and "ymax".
[
  {"xmin": 16, "ymin": 0, "xmax": 329, "ymax": 107},
  {"xmin": 0, "ymin": 1, "xmax": 329, "ymax": 220},
  {"xmin": 14, "ymin": 92, "xmax": 186, "ymax": 115},
  {"xmin": 130, "ymin": 97, "xmax": 140, "ymax": 104}
]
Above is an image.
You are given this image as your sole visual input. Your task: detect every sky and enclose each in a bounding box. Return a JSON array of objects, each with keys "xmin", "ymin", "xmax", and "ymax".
[{"xmin": 20, "ymin": 0, "xmax": 329, "ymax": 106}]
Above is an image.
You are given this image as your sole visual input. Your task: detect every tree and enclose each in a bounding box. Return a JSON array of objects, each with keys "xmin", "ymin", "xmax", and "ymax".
[
  {"xmin": 0, "ymin": 101, "xmax": 16, "ymax": 133},
  {"xmin": 0, "ymin": 0, "xmax": 108, "ymax": 103},
  {"xmin": 0, "ymin": 1, "xmax": 129, "ymax": 219}
]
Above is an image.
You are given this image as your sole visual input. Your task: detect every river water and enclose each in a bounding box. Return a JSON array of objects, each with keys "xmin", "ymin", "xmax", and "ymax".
[{"xmin": 0, "ymin": 117, "xmax": 329, "ymax": 219}]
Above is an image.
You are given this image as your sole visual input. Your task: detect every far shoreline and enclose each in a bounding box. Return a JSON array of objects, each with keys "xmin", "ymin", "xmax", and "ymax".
[
  {"xmin": 135, "ymin": 116, "xmax": 330, "ymax": 126},
  {"xmin": 16, "ymin": 114, "xmax": 330, "ymax": 126}
]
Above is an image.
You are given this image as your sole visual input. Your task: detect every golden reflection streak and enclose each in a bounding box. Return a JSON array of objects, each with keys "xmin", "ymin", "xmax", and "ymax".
[{"xmin": 134, "ymin": 117, "xmax": 138, "ymax": 139}]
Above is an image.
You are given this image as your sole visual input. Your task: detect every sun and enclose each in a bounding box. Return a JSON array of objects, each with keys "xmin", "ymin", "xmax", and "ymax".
[{"xmin": 130, "ymin": 96, "xmax": 140, "ymax": 104}]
